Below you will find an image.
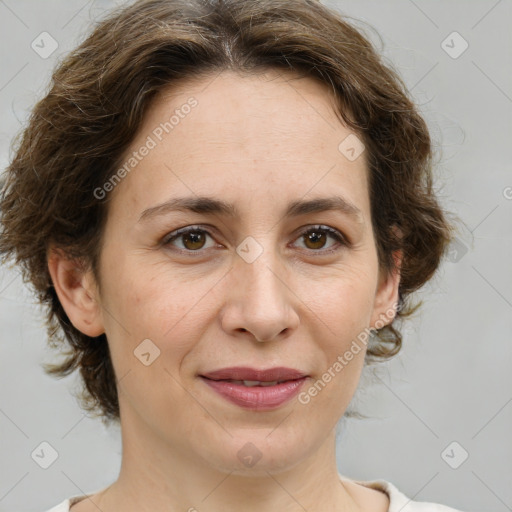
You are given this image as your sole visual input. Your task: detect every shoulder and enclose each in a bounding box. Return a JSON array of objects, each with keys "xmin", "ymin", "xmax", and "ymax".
[
  {"xmin": 42, "ymin": 498, "xmax": 72, "ymax": 512},
  {"xmin": 344, "ymin": 476, "xmax": 466, "ymax": 512},
  {"xmin": 44, "ymin": 480, "xmax": 466, "ymax": 512},
  {"xmin": 43, "ymin": 487, "xmax": 106, "ymax": 512},
  {"xmin": 41, "ymin": 487, "xmax": 108, "ymax": 512}
]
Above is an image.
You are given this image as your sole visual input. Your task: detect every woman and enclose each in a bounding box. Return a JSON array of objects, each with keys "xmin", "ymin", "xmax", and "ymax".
[{"xmin": 0, "ymin": 0, "xmax": 463, "ymax": 510}]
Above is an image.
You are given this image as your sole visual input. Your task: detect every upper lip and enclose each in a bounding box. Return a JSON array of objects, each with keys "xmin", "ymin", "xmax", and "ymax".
[{"xmin": 200, "ymin": 367, "xmax": 308, "ymax": 382}]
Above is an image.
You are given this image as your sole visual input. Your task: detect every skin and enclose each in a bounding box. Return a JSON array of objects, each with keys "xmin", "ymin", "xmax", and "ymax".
[{"xmin": 49, "ymin": 69, "xmax": 401, "ymax": 512}]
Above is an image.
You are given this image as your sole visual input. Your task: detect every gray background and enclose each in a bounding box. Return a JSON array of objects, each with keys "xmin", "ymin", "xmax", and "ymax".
[{"xmin": 0, "ymin": 1, "xmax": 511, "ymax": 511}]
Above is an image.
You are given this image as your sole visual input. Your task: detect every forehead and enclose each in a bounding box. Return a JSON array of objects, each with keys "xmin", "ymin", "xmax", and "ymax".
[
  {"xmin": 110, "ymin": 69, "xmax": 370, "ymax": 221},
  {"xmin": 149, "ymin": 69, "xmax": 350, "ymax": 158}
]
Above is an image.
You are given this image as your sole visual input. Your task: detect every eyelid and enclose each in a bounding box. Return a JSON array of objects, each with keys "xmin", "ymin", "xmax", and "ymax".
[
  {"xmin": 161, "ymin": 224, "xmax": 219, "ymax": 247},
  {"xmin": 162, "ymin": 224, "xmax": 350, "ymax": 255},
  {"xmin": 290, "ymin": 224, "xmax": 349, "ymax": 253}
]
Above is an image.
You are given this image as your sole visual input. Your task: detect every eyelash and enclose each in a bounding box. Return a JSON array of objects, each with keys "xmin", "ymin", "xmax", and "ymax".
[{"xmin": 161, "ymin": 224, "xmax": 349, "ymax": 256}]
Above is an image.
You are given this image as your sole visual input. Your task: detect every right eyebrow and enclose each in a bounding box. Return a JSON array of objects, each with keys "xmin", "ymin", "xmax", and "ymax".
[{"xmin": 138, "ymin": 195, "xmax": 364, "ymax": 225}]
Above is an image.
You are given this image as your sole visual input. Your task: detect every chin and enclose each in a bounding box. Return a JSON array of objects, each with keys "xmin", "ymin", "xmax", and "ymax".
[{"xmin": 195, "ymin": 427, "xmax": 318, "ymax": 476}]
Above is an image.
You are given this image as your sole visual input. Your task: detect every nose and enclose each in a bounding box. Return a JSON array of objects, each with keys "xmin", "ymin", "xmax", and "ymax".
[{"xmin": 219, "ymin": 246, "xmax": 300, "ymax": 343}]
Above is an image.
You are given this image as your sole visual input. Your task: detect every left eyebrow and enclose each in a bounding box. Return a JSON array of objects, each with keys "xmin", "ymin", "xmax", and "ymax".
[{"xmin": 138, "ymin": 195, "xmax": 364, "ymax": 224}]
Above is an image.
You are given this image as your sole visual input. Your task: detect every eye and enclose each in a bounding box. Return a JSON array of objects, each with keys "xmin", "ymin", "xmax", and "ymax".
[
  {"xmin": 163, "ymin": 226, "xmax": 217, "ymax": 252},
  {"xmin": 292, "ymin": 225, "xmax": 347, "ymax": 253},
  {"xmin": 162, "ymin": 224, "xmax": 348, "ymax": 256}
]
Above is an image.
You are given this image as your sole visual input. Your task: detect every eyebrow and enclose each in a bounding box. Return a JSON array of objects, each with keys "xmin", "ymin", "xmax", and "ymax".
[{"xmin": 138, "ymin": 195, "xmax": 363, "ymax": 223}]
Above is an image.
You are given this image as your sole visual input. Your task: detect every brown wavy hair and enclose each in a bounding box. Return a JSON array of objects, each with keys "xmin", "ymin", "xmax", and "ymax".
[{"xmin": 0, "ymin": 0, "xmax": 453, "ymax": 422}]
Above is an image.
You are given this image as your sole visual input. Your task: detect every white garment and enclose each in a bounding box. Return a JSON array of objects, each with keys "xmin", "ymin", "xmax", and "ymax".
[{"xmin": 43, "ymin": 477, "xmax": 464, "ymax": 511}]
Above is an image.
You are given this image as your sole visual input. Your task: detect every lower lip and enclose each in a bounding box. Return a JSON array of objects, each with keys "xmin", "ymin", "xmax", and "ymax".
[{"xmin": 200, "ymin": 377, "xmax": 307, "ymax": 411}]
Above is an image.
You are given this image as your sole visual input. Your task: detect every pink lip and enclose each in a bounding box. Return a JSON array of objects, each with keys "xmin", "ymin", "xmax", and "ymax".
[{"xmin": 200, "ymin": 367, "xmax": 308, "ymax": 411}]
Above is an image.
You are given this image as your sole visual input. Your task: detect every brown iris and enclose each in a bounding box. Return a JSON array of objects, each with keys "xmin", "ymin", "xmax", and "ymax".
[
  {"xmin": 182, "ymin": 231, "xmax": 207, "ymax": 250},
  {"xmin": 303, "ymin": 229, "xmax": 327, "ymax": 250}
]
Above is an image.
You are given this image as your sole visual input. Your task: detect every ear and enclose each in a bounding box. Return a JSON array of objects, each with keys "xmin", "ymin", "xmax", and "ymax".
[
  {"xmin": 370, "ymin": 247, "xmax": 402, "ymax": 330},
  {"xmin": 47, "ymin": 248, "xmax": 105, "ymax": 337}
]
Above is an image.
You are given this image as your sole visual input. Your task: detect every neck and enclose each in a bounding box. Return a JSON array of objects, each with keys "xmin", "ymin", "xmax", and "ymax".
[{"xmin": 96, "ymin": 408, "xmax": 364, "ymax": 512}]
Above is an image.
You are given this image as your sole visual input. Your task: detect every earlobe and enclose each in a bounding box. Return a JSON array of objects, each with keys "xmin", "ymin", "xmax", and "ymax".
[{"xmin": 47, "ymin": 249, "xmax": 105, "ymax": 337}]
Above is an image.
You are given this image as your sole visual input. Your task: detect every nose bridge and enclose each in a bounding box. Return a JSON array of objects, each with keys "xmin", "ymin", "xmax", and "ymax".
[
  {"xmin": 222, "ymin": 234, "xmax": 299, "ymax": 341},
  {"xmin": 236, "ymin": 234, "xmax": 287, "ymax": 308},
  {"xmin": 241, "ymin": 247, "xmax": 283, "ymax": 300}
]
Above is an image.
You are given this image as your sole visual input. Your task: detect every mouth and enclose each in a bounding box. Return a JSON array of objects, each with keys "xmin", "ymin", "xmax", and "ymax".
[
  {"xmin": 199, "ymin": 367, "xmax": 309, "ymax": 410},
  {"xmin": 205, "ymin": 379, "xmax": 290, "ymax": 387}
]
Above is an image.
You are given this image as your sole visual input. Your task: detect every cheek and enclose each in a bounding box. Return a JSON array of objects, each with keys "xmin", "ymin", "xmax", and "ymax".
[
  {"xmin": 102, "ymin": 259, "xmax": 216, "ymax": 368},
  {"xmin": 298, "ymin": 278, "xmax": 373, "ymax": 411},
  {"xmin": 303, "ymin": 269, "xmax": 377, "ymax": 338},
  {"xmin": 297, "ymin": 270, "xmax": 376, "ymax": 401},
  {"xmin": 100, "ymin": 271, "xmax": 200, "ymax": 408}
]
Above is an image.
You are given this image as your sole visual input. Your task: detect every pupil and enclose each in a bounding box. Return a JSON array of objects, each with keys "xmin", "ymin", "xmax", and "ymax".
[
  {"xmin": 184, "ymin": 232, "xmax": 205, "ymax": 250},
  {"xmin": 306, "ymin": 231, "xmax": 325, "ymax": 249}
]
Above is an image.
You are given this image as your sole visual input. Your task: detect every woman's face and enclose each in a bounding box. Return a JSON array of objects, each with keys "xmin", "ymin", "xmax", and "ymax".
[{"xmin": 80, "ymin": 70, "xmax": 399, "ymax": 473}]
